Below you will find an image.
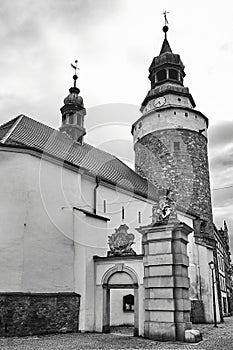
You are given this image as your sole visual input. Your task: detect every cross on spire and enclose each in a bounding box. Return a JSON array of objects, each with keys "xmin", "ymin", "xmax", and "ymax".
[
  {"xmin": 162, "ymin": 10, "xmax": 169, "ymax": 25},
  {"xmin": 71, "ymin": 59, "xmax": 79, "ymax": 87}
]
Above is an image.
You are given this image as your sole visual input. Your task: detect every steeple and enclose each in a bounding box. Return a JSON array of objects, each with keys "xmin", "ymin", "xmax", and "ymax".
[
  {"xmin": 59, "ymin": 60, "xmax": 86, "ymax": 144},
  {"xmin": 159, "ymin": 23, "xmax": 172, "ymax": 54},
  {"xmin": 140, "ymin": 19, "xmax": 196, "ymax": 112}
]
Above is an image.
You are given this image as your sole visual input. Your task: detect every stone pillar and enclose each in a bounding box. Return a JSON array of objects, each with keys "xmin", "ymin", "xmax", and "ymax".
[{"xmin": 138, "ymin": 221, "xmax": 192, "ymax": 342}]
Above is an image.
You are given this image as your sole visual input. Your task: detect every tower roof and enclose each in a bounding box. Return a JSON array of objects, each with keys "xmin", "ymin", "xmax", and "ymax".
[{"xmin": 159, "ymin": 37, "xmax": 172, "ymax": 55}]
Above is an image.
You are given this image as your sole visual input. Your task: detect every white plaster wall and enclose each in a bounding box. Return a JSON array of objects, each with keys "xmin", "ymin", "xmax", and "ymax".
[
  {"xmin": 0, "ymin": 151, "xmax": 80, "ymax": 292},
  {"xmin": 110, "ymin": 289, "xmax": 134, "ymax": 326},
  {"xmin": 133, "ymin": 108, "xmax": 207, "ymax": 143},
  {"xmin": 73, "ymin": 211, "xmax": 108, "ymax": 331},
  {"xmin": 79, "ymin": 178, "xmax": 154, "ymax": 255},
  {"xmin": 198, "ymin": 244, "xmax": 220, "ymax": 323}
]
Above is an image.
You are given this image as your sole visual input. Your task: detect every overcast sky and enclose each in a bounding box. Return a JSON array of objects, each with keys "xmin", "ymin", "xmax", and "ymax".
[{"xmin": 0, "ymin": 0, "xmax": 233, "ymax": 252}]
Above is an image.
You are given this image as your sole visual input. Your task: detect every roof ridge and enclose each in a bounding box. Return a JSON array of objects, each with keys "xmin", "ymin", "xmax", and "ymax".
[{"xmin": 1, "ymin": 114, "xmax": 25, "ymax": 144}]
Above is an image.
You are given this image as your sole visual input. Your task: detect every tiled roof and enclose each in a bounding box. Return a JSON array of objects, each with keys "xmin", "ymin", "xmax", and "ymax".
[{"xmin": 0, "ymin": 115, "xmax": 158, "ymax": 201}]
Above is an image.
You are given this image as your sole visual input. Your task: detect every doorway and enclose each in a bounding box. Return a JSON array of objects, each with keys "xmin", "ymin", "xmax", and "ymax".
[{"xmin": 102, "ymin": 265, "xmax": 139, "ymax": 336}]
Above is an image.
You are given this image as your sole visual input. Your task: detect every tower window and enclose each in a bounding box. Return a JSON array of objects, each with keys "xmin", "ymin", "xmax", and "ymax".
[
  {"xmin": 177, "ymin": 98, "xmax": 181, "ymax": 102},
  {"xmin": 185, "ymin": 112, "xmax": 188, "ymax": 117},
  {"xmin": 169, "ymin": 69, "xmax": 178, "ymax": 80},
  {"xmin": 174, "ymin": 142, "xmax": 180, "ymax": 152},
  {"xmin": 139, "ymin": 121, "xmax": 142, "ymax": 129},
  {"xmin": 69, "ymin": 114, "xmax": 74, "ymax": 124},
  {"xmin": 158, "ymin": 114, "xmax": 160, "ymax": 118},
  {"xmin": 174, "ymin": 111, "xmax": 176, "ymax": 115},
  {"xmin": 157, "ymin": 69, "xmax": 166, "ymax": 82}
]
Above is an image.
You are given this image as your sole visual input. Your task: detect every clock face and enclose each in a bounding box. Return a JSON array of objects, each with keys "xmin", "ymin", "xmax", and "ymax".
[
  {"xmin": 153, "ymin": 96, "xmax": 166, "ymax": 108},
  {"xmin": 143, "ymin": 96, "xmax": 166, "ymax": 113}
]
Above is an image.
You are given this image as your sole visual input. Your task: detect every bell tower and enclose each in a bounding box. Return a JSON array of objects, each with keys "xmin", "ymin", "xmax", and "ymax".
[
  {"xmin": 132, "ymin": 22, "xmax": 214, "ymax": 237},
  {"xmin": 60, "ymin": 60, "xmax": 86, "ymax": 144}
]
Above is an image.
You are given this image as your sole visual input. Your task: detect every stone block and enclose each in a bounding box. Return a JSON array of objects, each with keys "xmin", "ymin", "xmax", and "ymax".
[
  {"xmin": 173, "ymin": 288, "xmax": 189, "ymax": 299},
  {"xmin": 145, "ymin": 265, "xmax": 173, "ymax": 277},
  {"xmin": 173, "ymin": 253, "xmax": 189, "ymax": 266},
  {"xmin": 143, "ymin": 253, "xmax": 173, "ymax": 266},
  {"xmin": 174, "ymin": 310, "xmax": 191, "ymax": 323},
  {"xmin": 145, "ymin": 310, "xmax": 174, "ymax": 323},
  {"xmin": 147, "ymin": 229, "xmax": 173, "ymax": 241},
  {"xmin": 148, "ymin": 241, "xmax": 172, "ymax": 254},
  {"xmin": 172, "ymin": 241, "xmax": 187, "ymax": 254},
  {"xmin": 145, "ymin": 287, "xmax": 174, "ymax": 299},
  {"xmin": 185, "ymin": 329, "xmax": 202, "ymax": 343},
  {"xmin": 173, "ymin": 265, "xmax": 188, "ymax": 276},
  {"xmin": 174, "ymin": 299, "xmax": 191, "ymax": 311},
  {"xmin": 144, "ymin": 321, "xmax": 176, "ymax": 341},
  {"xmin": 145, "ymin": 298, "xmax": 175, "ymax": 311},
  {"xmin": 144, "ymin": 275, "xmax": 174, "ymax": 288}
]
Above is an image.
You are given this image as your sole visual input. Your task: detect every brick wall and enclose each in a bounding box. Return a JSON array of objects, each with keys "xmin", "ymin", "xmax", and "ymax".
[{"xmin": 0, "ymin": 292, "xmax": 80, "ymax": 337}]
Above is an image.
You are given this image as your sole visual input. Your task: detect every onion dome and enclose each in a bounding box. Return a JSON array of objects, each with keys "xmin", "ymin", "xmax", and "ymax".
[{"xmin": 59, "ymin": 60, "xmax": 86, "ymax": 144}]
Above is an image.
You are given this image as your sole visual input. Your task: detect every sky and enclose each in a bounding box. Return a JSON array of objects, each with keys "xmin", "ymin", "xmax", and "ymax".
[{"xmin": 0, "ymin": 0, "xmax": 233, "ymax": 252}]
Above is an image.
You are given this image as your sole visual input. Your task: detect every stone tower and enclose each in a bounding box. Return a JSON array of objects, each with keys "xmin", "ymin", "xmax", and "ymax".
[
  {"xmin": 60, "ymin": 61, "xmax": 86, "ymax": 144},
  {"xmin": 132, "ymin": 24, "xmax": 213, "ymax": 237}
]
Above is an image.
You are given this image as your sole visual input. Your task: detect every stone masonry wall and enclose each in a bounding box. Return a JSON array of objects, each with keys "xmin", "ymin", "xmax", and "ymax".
[
  {"xmin": 0, "ymin": 292, "xmax": 80, "ymax": 337},
  {"xmin": 134, "ymin": 129, "xmax": 213, "ymax": 235}
]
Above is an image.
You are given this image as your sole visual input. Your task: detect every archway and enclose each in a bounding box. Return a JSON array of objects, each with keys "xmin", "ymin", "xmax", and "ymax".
[{"xmin": 102, "ymin": 265, "xmax": 139, "ymax": 336}]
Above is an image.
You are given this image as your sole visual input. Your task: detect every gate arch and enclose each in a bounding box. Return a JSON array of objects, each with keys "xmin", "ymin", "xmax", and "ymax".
[{"xmin": 102, "ymin": 264, "xmax": 139, "ymax": 336}]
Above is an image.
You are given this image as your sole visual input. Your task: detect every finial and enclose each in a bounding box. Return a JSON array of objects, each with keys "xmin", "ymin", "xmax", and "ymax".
[
  {"xmin": 162, "ymin": 10, "xmax": 169, "ymax": 38},
  {"xmin": 71, "ymin": 59, "xmax": 79, "ymax": 88}
]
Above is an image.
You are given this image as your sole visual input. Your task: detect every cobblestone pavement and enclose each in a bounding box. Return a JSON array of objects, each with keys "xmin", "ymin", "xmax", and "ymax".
[{"xmin": 0, "ymin": 317, "xmax": 233, "ymax": 350}]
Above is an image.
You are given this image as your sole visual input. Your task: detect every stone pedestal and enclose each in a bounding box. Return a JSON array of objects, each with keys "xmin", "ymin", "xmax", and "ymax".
[{"xmin": 138, "ymin": 221, "xmax": 192, "ymax": 342}]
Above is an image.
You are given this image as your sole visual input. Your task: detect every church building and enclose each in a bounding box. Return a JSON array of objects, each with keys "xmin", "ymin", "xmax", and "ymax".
[{"xmin": 0, "ymin": 23, "xmax": 222, "ymax": 339}]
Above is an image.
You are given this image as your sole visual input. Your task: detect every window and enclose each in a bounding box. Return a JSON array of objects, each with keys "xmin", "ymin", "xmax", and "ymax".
[
  {"xmin": 157, "ymin": 69, "xmax": 166, "ymax": 82},
  {"xmin": 174, "ymin": 111, "xmax": 176, "ymax": 115},
  {"xmin": 185, "ymin": 112, "xmax": 188, "ymax": 117},
  {"xmin": 169, "ymin": 69, "xmax": 178, "ymax": 80},
  {"xmin": 69, "ymin": 114, "xmax": 74, "ymax": 124},
  {"xmin": 174, "ymin": 142, "xmax": 180, "ymax": 152},
  {"xmin": 123, "ymin": 294, "xmax": 134, "ymax": 312}
]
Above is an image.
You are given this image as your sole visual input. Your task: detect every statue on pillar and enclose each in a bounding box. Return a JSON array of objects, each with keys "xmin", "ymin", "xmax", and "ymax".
[{"xmin": 152, "ymin": 191, "xmax": 177, "ymax": 224}]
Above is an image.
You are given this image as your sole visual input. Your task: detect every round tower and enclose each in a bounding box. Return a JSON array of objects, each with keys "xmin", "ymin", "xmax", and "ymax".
[
  {"xmin": 132, "ymin": 25, "xmax": 213, "ymax": 237},
  {"xmin": 60, "ymin": 60, "xmax": 86, "ymax": 144}
]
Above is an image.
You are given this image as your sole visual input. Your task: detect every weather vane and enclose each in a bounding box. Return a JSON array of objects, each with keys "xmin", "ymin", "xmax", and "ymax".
[
  {"xmin": 71, "ymin": 59, "xmax": 79, "ymax": 87},
  {"xmin": 162, "ymin": 10, "xmax": 169, "ymax": 25}
]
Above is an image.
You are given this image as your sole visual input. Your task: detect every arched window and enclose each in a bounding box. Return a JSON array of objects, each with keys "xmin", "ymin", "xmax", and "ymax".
[
  {"xmin": 157, "ymin": 69, "xmax": 166, "ymax": 82},
  {"xmin": 169, "ymin": 69, "xmax": 178, "ymax": 80}
]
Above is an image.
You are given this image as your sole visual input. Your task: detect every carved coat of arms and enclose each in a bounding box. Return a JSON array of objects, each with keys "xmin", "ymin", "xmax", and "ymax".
[
  {"xmin": 107, "ymin": 224, "xmax": 136, "ymax": 257},
  {"xmin": 152, "ymin": 194, "xmax": 177, "ymax": 224}
]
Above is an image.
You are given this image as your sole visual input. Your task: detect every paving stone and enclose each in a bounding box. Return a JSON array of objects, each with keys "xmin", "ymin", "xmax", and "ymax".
[{"xmin": 0, "ymin": 317, "xmax": 232, "ymax": 349}]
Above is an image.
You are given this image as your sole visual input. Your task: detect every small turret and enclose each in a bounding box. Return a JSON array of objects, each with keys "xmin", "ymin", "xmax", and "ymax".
[{"xmin": 59, "ymin": 60, "xmax": 86, "ymax": 144}]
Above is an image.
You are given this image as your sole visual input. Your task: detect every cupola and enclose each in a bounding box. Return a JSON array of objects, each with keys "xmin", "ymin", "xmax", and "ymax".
[{"xmin": 59, "ymin": 60, "xmax": 86, "ymax": 144}]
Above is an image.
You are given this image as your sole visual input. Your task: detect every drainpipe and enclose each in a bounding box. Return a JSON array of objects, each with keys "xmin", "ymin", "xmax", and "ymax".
[{"xmin": 93, "ymin": 176, "xmax": 101, "ymax": 214}]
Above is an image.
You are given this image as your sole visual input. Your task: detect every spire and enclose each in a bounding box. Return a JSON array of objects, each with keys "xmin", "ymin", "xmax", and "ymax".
[
  {"xmin": 59, "ymin": 60, "xmax": 86, "ymax": 144},
  {"xmin": 160, "ymin": 12, "xmax": 172, "ymax": 54}
]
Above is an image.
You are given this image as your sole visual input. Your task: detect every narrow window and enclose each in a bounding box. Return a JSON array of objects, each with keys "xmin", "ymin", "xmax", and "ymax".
[
  {"xmin": 138, "ymin": 211, "xmax": 141, "ymax": 224},
  {"xmin": 174, "ymin": 142, "xmax": 180, "ymax": 152},
  {"xmin": 174, "ymin": 111, "xmax": 176, "ymax": 115},
  {"xmin": 185, "ymin": 112, "xmax": 188, "ymax": 117},
  {"xmin": 122, "ymin": 206, "xmax": 125, "ymax": 220},
  {"xmin": 103, "ymin": 200, "xmax": 106, "ymax": 213}
]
